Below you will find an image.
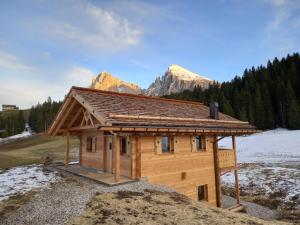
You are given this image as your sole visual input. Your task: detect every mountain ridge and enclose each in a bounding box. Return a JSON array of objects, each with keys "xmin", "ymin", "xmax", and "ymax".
[{"xmin": 90, "ymin": 64, "xmax": 213, "ymax": 96}]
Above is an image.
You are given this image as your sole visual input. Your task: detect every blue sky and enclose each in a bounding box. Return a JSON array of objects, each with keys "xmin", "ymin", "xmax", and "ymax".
[{"xmin": 0, "ymin": 0, "xmax": 300, "ymax": 108}]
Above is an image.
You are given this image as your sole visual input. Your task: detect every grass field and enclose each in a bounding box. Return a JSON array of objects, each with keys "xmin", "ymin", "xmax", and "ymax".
[{"xmin": 0, "ymin": 135, "xmax": 79, "ymax": 170}]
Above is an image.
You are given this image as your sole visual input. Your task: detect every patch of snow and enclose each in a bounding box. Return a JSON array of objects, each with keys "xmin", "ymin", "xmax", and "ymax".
[
  {"xmin": 168, "ymin": 64, "xmax": 212, "ymax": 81},
  {"xmin": 0, "ymin": 165, "xmax": 59, "ymax": 201},
  {"xmin": 7, "ymin": 131, "xmax": 32, "ymax": 140},
  {"xmin": 220, "ymin": 129, "xmax": 300, "ymax": 210},
  {"xmin": 219, "ymin": 128, "xmax": 300, "ymax": 163},
  {"xmin": 222, "ymin": 164, "xmax": 300, "ymax": 209},
  {"xmin": 0, "ymin": 131, "xmax": 33, "ymax": 143}
]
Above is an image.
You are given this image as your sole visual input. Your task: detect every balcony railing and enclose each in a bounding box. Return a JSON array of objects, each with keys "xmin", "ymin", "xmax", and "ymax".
[{"xmin": 218, "ymin": 148, "xmax": 236, "ymax": 170}]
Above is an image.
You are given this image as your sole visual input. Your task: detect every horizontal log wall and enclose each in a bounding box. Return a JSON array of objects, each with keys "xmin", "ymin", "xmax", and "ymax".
[
  {"xmin": 218, "ymin": 149, "xmax": 235, "ymax": 169},
  {"xmin": 80, "ymin": 131, "xmax": 105, "ymax": 170},
  {"xmin": 140, "ymin": 135, "xmax": 217, "ymax": 206}
]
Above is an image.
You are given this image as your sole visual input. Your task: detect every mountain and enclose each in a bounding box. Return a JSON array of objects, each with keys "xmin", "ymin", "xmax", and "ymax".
[
  {"xmin": 90, "ymin": 72, "xmax": 142, "ymax": 95},
  {"xmin": 90, "ymin": 65, "xmax": 213, "ymax": 96},
  {"xmin": 145, "ymin": 64, "xmax": 213, "ymax": 96}
]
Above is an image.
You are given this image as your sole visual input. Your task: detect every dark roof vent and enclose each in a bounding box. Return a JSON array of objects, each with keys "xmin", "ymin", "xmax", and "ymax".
[{"xmin": 209, "ymin": 102, "xmax": 219, "ymax": 120}]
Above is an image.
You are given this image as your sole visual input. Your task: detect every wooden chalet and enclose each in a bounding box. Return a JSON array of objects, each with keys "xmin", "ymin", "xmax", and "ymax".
[{"xmin": 48, "ymin": 86, "xmax": 256, "ymax": 208}]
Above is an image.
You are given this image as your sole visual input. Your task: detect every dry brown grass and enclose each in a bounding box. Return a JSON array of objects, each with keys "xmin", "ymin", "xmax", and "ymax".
[
  {"xmin": 0, "ymin": 191, "xmax": 38, "ymax": 217},
  {"xmin": 68, "ymin": 191, "xmax": 290, "ymax": 225},
  {"xmin": 0, "ymin": 134, "xmax": 79, "ymax": 170}
]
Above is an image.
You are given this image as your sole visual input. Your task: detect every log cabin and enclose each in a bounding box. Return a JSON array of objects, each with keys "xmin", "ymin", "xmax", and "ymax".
[{"xmin": 48, "ymin": 86, "xmax": 256, "ymax": 208}]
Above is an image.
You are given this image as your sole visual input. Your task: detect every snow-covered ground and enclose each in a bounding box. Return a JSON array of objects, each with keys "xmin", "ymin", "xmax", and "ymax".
[
  {"xmin": 220, "ymin": 129, "xmax": 300, "ymax": 210},
  {"xmin": 0, "ymin": 165, "xmax": 59, "ymax": 201},
  {"xmin": 0, "ymin": 131, "xmax": 32, "ymax": 143},
  {"xmin": 219, "ymin": 128, "xmax": 300, "ymax": 163}
]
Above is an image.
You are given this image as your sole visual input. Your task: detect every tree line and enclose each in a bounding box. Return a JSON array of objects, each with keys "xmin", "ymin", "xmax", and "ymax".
[
  {"xmin": 164, "ymin": 53, "xmax": 300, "ymax": 130},
  {"xmin": 0, "ymin": 97, "xmax": 62, "ymax": 138}
]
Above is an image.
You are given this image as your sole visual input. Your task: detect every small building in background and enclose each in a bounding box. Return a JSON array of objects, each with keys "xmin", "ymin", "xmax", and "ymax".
[{"xmin": 2, "ymin": 105, "xmax": 19, "ymax": 111}]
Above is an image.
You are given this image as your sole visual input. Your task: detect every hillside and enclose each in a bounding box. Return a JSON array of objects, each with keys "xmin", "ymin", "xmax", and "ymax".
[
  {"xmin": 220, "ymin": 129, "xmax": 300, "ymax": 222},
  {"xmin": 0, "ymin": 134, "xmax": 78, "ymax": 169},
  {"xmin": 68, "ymin": 190, "xmax": 288, "ymax": 225}
]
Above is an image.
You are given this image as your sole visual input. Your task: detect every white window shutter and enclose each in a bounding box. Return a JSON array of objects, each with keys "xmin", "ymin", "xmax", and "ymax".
[
  {"xmin": 126, "ymin": 136, "xmax": 131, "ymax": 157},
  {"xmin": 155, "ymin": 136, "xmax": 162, "ymax": 154},
  {"xmin": 191, "ymin": 136, "xmax": 197, "ymax": 152}
]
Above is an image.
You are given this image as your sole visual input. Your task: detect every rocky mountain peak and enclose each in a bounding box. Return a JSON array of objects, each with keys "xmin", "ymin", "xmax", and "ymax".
[
  {"xmin": 145, "ymin": 65, "xmax": 213, "ymax": 96},
  {"xmin": 90, "ymin": 72, "xmax": 142, "ymax": 94},
  {"xmin": 90, "ymin": 65, "xmax": 213, "ymax": 96}
]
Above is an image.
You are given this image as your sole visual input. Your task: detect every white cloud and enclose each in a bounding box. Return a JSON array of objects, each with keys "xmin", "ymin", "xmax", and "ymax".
[
  {"xmin": 37, "ymin": 1, "xmax": 141, "ymax": 51},
  {"xmin": 0, "ymin": 51, "xmax": 35, "ymax": 73},
  {"xmin": 262, "ymin": 0, "xmax": 300, "ymax": 54},
  {"xmin": 65, "ymin": 65, "xmax": 95, "ymax": 87}
]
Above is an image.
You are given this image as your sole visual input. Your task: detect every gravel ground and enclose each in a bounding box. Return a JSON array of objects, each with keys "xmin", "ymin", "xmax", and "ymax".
[
  {"xmin": 222, "ymin": 195, "xmax": 280, "ymax": 220},
  {"xmin": 0, "ymin": 170, "xmax": 174, "ymax": 225},
  {"xmin": 1, "ymin": 168, "xmax": 284, "ymax": 225}
]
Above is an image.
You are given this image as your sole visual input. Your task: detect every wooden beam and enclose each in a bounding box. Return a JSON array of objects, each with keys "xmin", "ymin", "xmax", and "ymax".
[
  {"xmin": 73, "ymin": 93, "xmax": 111, "ymax": 126},
  {"xmin": 213, "ymin": 136, "xmax": 222, "ymax": 207},
  {"xmin": 79, "ymin": 135, "xmax": 82, "ymax": 165},
  {"xmin": 67, "ymin": 108, "xmax": 82, "ymax": 128},
  {"xmin": 232, "ymin": 135, "xmax": 241, "ymax": 205},
  {"xmin": 108, "ymin": 114, "xmax": 250, "ymax": 124},
  {"xmin": 136, "ymin": 136, "xmax": 141, "ymax": 178},
  {"xmin": 131, "ymin": 136, "xmax": 137, "ymax": 179},
  {"xmin": 114, "ymin": 135, "xmax": 120, "ymax": 182},
  {"xmin": 65, "ymin": 131, "xmax": 70, "ymax": 166},
  {"xmin": 52, "ymin": 99, "xmax": 77, "ymax": 135},
  {"xmin": 103, "ymin": 136, "xmax": 107, "ymax": 172}
]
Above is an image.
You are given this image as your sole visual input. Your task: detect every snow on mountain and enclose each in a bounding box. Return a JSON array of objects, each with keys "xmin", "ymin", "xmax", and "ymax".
[
  {"xmin": 145, "ymin": 64, "xmax": 213, "ymax": 96},
  {"xmin": 90, "ymin": 65, "xmax": 213, "ymax": 96},
  {"xmin": 167, "ymin": 64, "xmax": 212, "ymax": 81}
]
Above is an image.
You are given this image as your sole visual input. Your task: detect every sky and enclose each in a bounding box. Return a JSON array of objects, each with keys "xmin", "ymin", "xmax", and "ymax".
[{"xmin": 0, "ymin": 0, "xmax": 300, "ymax": 109}]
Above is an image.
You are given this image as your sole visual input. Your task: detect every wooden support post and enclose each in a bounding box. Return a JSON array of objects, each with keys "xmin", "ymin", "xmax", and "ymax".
[
  {"xmin": 213, "ymin": 136, "xmax": 222, "ymax": 207},
  {"xmin": 232, "ymin": 135, "xmax": 241, "ymax": 205},
  {"xmin": 79, "ymin": 135, "xmax": 82, "ymax": 165},
  {"xmin": 103, "ymin": 136, "xmax": 107, "ymax": 172},
  {"xmin": 65, "ymin": 132, "xmax": 70, "ymax": 166},
  {"xmin": 131, "ymin": 136, "xmax": 137, "ymax": 179},
  {"xmin": 136, "ymin": 136, "xmax": 141, "ymax": 179},
  {"xmin": 114, "ymin": 135, "xmax": 120, "ymax": 182}
]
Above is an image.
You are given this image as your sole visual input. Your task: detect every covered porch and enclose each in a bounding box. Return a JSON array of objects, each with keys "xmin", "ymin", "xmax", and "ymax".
[{"xmin": 56, "ymin": 163, "xmax": 134, "ymax": 186}]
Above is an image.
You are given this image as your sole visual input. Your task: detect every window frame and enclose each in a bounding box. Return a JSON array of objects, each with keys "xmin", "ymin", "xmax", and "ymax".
[
  {"xmin": 195, "ymin": 136, "xmax": 206, "ymax": 151},
  {"xmin": 120, "ymin": 137, "xmax": 127, "ymax": 155},
  {"xmin": 197, "ymin": 184, "xmax": 208, "ymax": 201},
  {"xmin": 86, "ymin": 136, "xmax": 97, "ymax": 153},
  {"xmin": 161, "ymin": 136, "xmax": 174, "ymax": 153}
]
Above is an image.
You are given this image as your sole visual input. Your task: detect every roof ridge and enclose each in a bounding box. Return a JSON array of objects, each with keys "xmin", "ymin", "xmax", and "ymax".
[{"xmin": 71, "ymin": 86, "xmax": 204, "ymax": 105}]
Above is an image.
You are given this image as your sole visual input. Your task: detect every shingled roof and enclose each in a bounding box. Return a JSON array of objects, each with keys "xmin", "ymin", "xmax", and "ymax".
[{"xmin": 49, "ymin": 86, "xmax": 256, "ymax": 135}]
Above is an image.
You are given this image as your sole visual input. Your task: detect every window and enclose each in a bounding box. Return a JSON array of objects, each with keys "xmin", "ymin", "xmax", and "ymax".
[
  {"xmin": 162, "ymin": 136, "xmax": 174, "ymax": 153},
  {"xmin": 120, "ymin": 137, "xmax": 127, "ymax": 155},
  {"xmin": 195, "ymin": 136, "xmax": 205, "ymax": 151},
  {"xmin": 86, "ymin": 137, "xmax": 96, "ymax": 152},
  {"xmin": 162, "ymin": 136, "xmax": 170, "ymax": 153},
  {"xmin": 198, "ymin": 185, "xmax": 207, "ymax": 201}
]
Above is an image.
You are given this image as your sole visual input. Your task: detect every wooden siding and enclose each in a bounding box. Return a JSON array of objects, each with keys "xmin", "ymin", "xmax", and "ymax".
[
  {"xmin": 140, "ymin": 135, "xmax": 217, "ymax": 206},
  {"xmin": 219, "ymin": 149, "xmax": 235, "ymax": 169},
  {"xmin": 80, "ymin": 131, "xmax": 105, "ymax": 170}
]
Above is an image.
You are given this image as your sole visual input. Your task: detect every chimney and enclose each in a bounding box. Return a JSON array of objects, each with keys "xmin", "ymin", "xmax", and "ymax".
[{"xmin": 209, "ymin": 102, "xmax": 219, "ymax": 120}]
